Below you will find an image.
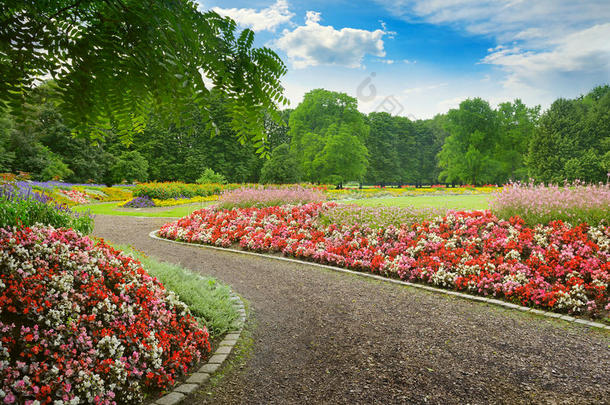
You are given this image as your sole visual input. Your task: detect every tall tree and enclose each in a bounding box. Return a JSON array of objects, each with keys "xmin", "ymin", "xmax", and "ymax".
[
  {"xmin": 1, "ymin": 0, "xmax": 287, "ymax": 150},
  {"xmin": 289, "ymin": 89, "xmax": 369, "ymax": 184},
  {"xmin": 438, "ymin": 98, "xmax": 501, "ymax": 185},
  {"xmin": 365, "ymin": 112, "xmax": 401, "ymax": 185}
]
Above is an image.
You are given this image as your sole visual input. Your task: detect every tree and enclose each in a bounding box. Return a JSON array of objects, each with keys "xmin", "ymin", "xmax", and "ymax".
[
  {"xmin": 260, "ymin": 144, "xmax": 300, "ymax": 184},
  {"xmin": 0, "ymin": 111, "xmax": 15, "ymax": 172},
  {"xmin": 438, "ymin": 98, "xmax": 501, "ymax": 185},
  {"xmin": 289, "ymin": 89, "xmax": 369, "ymax": 184},
  {"xmin": 527, "ymin": 86, "xmax": 609, "ymax": 183},
  {"xmin": 108, "ymin": 151, "xmax": 148, "ymax": 184},
  {"xmin": 365, "ymin": 112, "xmax": 401, "ymax": 185},
  {"xmin": 196, "ymin": 168, "xmax": 227, "ymax": 184},
  {"xmin": 1, "ymin": 1, "xmax": 287, "ymax": 150}
]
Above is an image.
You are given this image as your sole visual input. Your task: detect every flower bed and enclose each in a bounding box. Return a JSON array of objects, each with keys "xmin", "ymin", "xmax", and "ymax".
[
  {"xmin": 0, "ymin": 226, "xmax": 210, "ymax": 404},
  {"xmin": 490, "ymin": 181, "xmax": 610, "ymax": 227},
  {"xmin": 57, "ymin": 189, "xmax": 90, "ymax": 204},
  {"xmin": 217, "ymin": 186, "xmax": 325, "ymax": 209},
  {"xmin": 159, "ymin": 203, "xmax": 610, "ymax": 318},
  {"xmin": 120, "ymin": 196, "xmax": 157, "ymax": 208}
]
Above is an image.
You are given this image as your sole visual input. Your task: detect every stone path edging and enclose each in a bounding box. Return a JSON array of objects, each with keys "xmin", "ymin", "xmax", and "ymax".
[
  {"xmin": 151, "ymin": 290, "xmax": 246, "ymax": 405},
  {"xmin": 149, "ymin": 230, "xmax": 610, "ymax": 332}
]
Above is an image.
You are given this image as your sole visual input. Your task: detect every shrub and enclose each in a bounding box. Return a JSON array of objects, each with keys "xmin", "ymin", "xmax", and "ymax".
[
  {"xmin": 0, "ymin": 226, "xmax": 211, "ymax": 404},
  {"xmin": 217, "ymin": 186, "xmax": 325, "ymax": 209},
  {"xmin": 0, "ymin": 183, "xmax": 93, "ymax": 234},
  {"xmin": 196, "ymin": 168, "xmax": 227, "ymax": 185},
  {"xmin": 490, "ymin": 181, "xmax": 610, "ymax": 226},
  {"xmin": 133, "ymin": 182, "xmax": 225, "ymax": 200}
]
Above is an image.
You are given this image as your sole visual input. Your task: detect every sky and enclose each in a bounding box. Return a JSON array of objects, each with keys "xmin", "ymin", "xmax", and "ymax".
[{"xmin": 198, "ymin": 0, "xmax": 610, "ymax": 119}]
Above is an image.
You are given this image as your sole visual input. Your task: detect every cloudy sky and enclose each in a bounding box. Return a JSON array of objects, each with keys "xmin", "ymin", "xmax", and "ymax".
[{"xmin": 200, "ymin": 0, "xmax": 610, "ymax": 119}]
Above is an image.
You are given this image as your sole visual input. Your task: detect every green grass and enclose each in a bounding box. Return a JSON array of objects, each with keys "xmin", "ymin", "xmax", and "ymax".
[
  {"xmin": 73, "ymin": 201, "xmax": 215, "ymax": 217},
  {"xmin": 115, "ymin": 245, "xmax": 240, "ymax": 339},
  {"xmin": 351, "ymin": 194, "xmax": 491, "ymax": 210}
]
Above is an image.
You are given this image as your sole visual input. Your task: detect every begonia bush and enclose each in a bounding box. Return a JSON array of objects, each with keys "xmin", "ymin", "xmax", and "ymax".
[
  {"xmin": 160, "ymin": 203, "xmax": 610, "ymax": 318},
  {"xmin": 0, "ymin": 226, "xmax": 210, "ymax": 404}
]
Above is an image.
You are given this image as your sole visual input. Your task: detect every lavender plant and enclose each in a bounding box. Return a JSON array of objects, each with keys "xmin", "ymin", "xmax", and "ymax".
[{"xmin": 0, "ymin": 183, "xmax": 93, "ymax": 234}]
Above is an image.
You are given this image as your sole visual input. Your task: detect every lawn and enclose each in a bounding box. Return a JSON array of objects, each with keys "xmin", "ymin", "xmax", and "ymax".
[
  {"xmin": 350, "ymin": 193, "xmax": 492, "ymax": 210},
  {"xmin": 73, "ymin": 201, "xmax": 215, "ymax": 217}
]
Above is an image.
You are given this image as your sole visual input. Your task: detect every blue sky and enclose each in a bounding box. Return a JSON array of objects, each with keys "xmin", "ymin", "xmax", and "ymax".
[{"xmin": 199, "ymin": 0, "xmax": 610, "ymax": 119}]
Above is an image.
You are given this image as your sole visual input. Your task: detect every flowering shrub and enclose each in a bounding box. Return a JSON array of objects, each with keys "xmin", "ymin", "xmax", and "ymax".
[
  {"xmin": 120, "ymin": 196, "xmax": 156, "ymax": 208},
  {"xmin": 0, "ymin": 183, "xmax": 93, "ymax": 234},
  {"xmin": 152, "ymin": 195, "xmax": 218, "ymax": 207},
  {"xmin": 217, "ymin": 186, "xmax": 325, "ymax": 209},
  {"xmin": 0, "ymin": 226, "xmax": 210, "ymax": 404},
  {"xmin": 490, "ymin": 181, "xmax": 610, "ymax": 226},
  {"xmin": 133, "ymin": 182, "xmax": 228, "ymax": 200},
  {"xmin": 160, "ymin": 203, "xmax": 610, "ymax": 318},
  {"xmin": 56, "ymin": 189, "xmax": 90, "ymax": 204}
]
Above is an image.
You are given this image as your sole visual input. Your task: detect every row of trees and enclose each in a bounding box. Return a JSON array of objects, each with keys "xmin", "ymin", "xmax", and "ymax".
[{"xmin": 2, "ymin": 83, "xmax": 608, "ymax": 186}]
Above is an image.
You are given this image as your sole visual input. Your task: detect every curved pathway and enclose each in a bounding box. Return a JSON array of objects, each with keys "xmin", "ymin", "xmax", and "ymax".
[{"xmin": 94, "ymin": 216, "xmax": 610, "ymax": 405}]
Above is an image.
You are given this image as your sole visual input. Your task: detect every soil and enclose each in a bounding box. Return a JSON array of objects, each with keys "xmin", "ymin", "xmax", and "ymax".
[{"xmin": 93, "ymin": 215, "xmax": 610, "ymax": 405}]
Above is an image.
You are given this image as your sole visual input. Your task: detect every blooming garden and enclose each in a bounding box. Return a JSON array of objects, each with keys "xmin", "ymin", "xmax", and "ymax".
[{"xmin": 158, "ymin": 184, "xmax": 610, "ymax": 319}]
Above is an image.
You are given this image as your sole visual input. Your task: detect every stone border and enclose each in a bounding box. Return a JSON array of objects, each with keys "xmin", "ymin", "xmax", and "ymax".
[
  {"xmin": 151, "ymin": 291, "xmax": 246, "ymax": 405},
  {"xmin": 149, "ymin": 230, "xmax": 610, "ymax": 332}
]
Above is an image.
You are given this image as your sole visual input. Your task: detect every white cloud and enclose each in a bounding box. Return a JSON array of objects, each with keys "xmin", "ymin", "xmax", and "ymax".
[
  {"xmin": 377, "ymin": 0, "xmax": 610, "ymax": 43},
  {"xmin": 483, "ymin": 23, "xmax": 610, "ymax": 94},
  {"xmin": 377, "ymin": 0, "xmax": 610, "ymax": 101},
  {"xmin": 274, "ymin": 12, "xmax": 387, "ymax": 69},
  {"xmin": 212, "ymin": 0, "xmax": 294, "ymax": 32},
  {"xmin": 403, "ymin": 82, "xmax": 448, "ymax": 95}
]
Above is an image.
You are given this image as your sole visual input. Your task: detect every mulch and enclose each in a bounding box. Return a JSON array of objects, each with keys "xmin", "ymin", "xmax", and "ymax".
[{"xmin": 93, "ymin": 215, "xmax": 610, "ymax": 405}]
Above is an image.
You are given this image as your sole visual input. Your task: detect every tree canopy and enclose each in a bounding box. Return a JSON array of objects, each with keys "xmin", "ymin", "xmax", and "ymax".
[{"xmin": 0, "ymin": 0, "xmax": 287, "ymax": 151}]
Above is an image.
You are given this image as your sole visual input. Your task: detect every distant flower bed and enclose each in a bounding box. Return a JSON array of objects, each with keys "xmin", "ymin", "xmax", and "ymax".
[
  {"xmin": 160, "ymin": 203, "xmax": 610, "ymax": 318},
  {"xmin": 133, "ymin": 182, "xmax": 228, "ymax": 200},
  {"xmin": 57, "ymin": 188, "xmax": 90, "ymax": 204},
  {"xmin": 490, "ymin": 182, "xmax": 610, "ymax": 227},
  {"xmin": 325, "ymin": 185, "xmax": 501, "ymax": 200},
  {"xmin": 318, "ymin": 204, "xmax": 446, "ymax": 228},
  {"xmin": 120, "ymin": 196, "xmax": 157, "ymax": 208},
  {"xmin": 0, "ymin": 226, "xmax": 211, "ymax": 404},
  {"xmin": 152, "ymin": 195, "xmax": 218, "ymax": 207},
  {"xmin": 217, "ymin": 186, "xmax": 325, "ymax": 209}
]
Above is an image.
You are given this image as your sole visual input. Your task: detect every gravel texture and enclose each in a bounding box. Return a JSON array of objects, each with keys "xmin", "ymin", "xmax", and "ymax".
[{"xmin": 94, "ymin": 215, "xmax": 610, "ymax": 405}]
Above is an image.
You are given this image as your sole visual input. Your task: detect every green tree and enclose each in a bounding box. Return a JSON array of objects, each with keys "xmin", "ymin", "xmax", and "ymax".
[
  {"xmin": 260, "ymin": 144, "xmax": 300, "ymax": 184},
  {"xmin": 108, "ymin": 151, "xmax": 148, "ymax": 184},
  {"xmin": 438, "ymin": 98, "xmax": 501, "ymax": 185},
  {"xmin": 1, "ymin": 1, "xmax": 287, "ymax": 150},
  {"xmin": 527, "ymin": 86, "xmax": 609, "ymax": 183},
  {"xmin": 0, "ymin": 111, "xmax": 15, "ymax": 171},
  {"xmin": 196, "ymin": 168, "xmax": 227, "ymax": 184},
  {"xmin": 289, "ymin": 89, "xmax": 369, "ymax": 184},
  {"xmin": 365, "ymin": 112, "xmax": 401, "ymax": 185}
]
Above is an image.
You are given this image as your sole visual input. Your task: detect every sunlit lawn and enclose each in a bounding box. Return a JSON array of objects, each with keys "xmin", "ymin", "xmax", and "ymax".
[
  {"xmin": 351, "ymin": 194, "xmax": 491, "ymax": 210},
  {"xmin": 73, "ymin": 201, "xmax": 215, "ymax": 217}
]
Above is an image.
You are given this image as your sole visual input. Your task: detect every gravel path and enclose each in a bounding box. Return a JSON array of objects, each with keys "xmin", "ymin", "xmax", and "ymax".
[{"xmin": 94, "ymin": 215, "xmax": 610, "ymax": 405}]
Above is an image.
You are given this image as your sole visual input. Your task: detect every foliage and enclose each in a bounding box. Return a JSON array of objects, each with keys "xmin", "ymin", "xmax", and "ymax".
[
  {"xmin": 196, "ymin": 168, "xmax": 227, "ymax": 184},
  {"xmin": 527, "ymin": 86, "xmax": 610, "ymax": 183},
  {"xmin": 289, "ymin": 89, "xmax": 369, "ymax": 184},
  {"xmin": 133, "ymin": 182, "xmax": 227, "ymax": 200},
  {"xmin": 1, "ymin": 1, "xmax": 287, "ymax": 148},
  {"xmin": 109, "ymin": 151, "xmax": 149, "ymax": 184},
  {"xmin": 160, "ymin": 204, "xmax": 610, "ymax": 317},
  {"xmin": 490, "ymin": 181, "xmax": 610, "ymax": 227},
  {"xmin": 217, "ymin": 186, "xmax": 325, "ymax": 209},
  {"xmin": 121, "ymin": 247, "xmax": 240, "ymax": 339},
  {"xmin": 260, "ymin": 144, "xmax": 300, "ymax": 184},
  {"xmin": 0, "ymin": 183, "xmax": 93, "ymax": 234},
  {"xmin": 0, "ymin": 225, "xmax": 211, "ymax": 403}
]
